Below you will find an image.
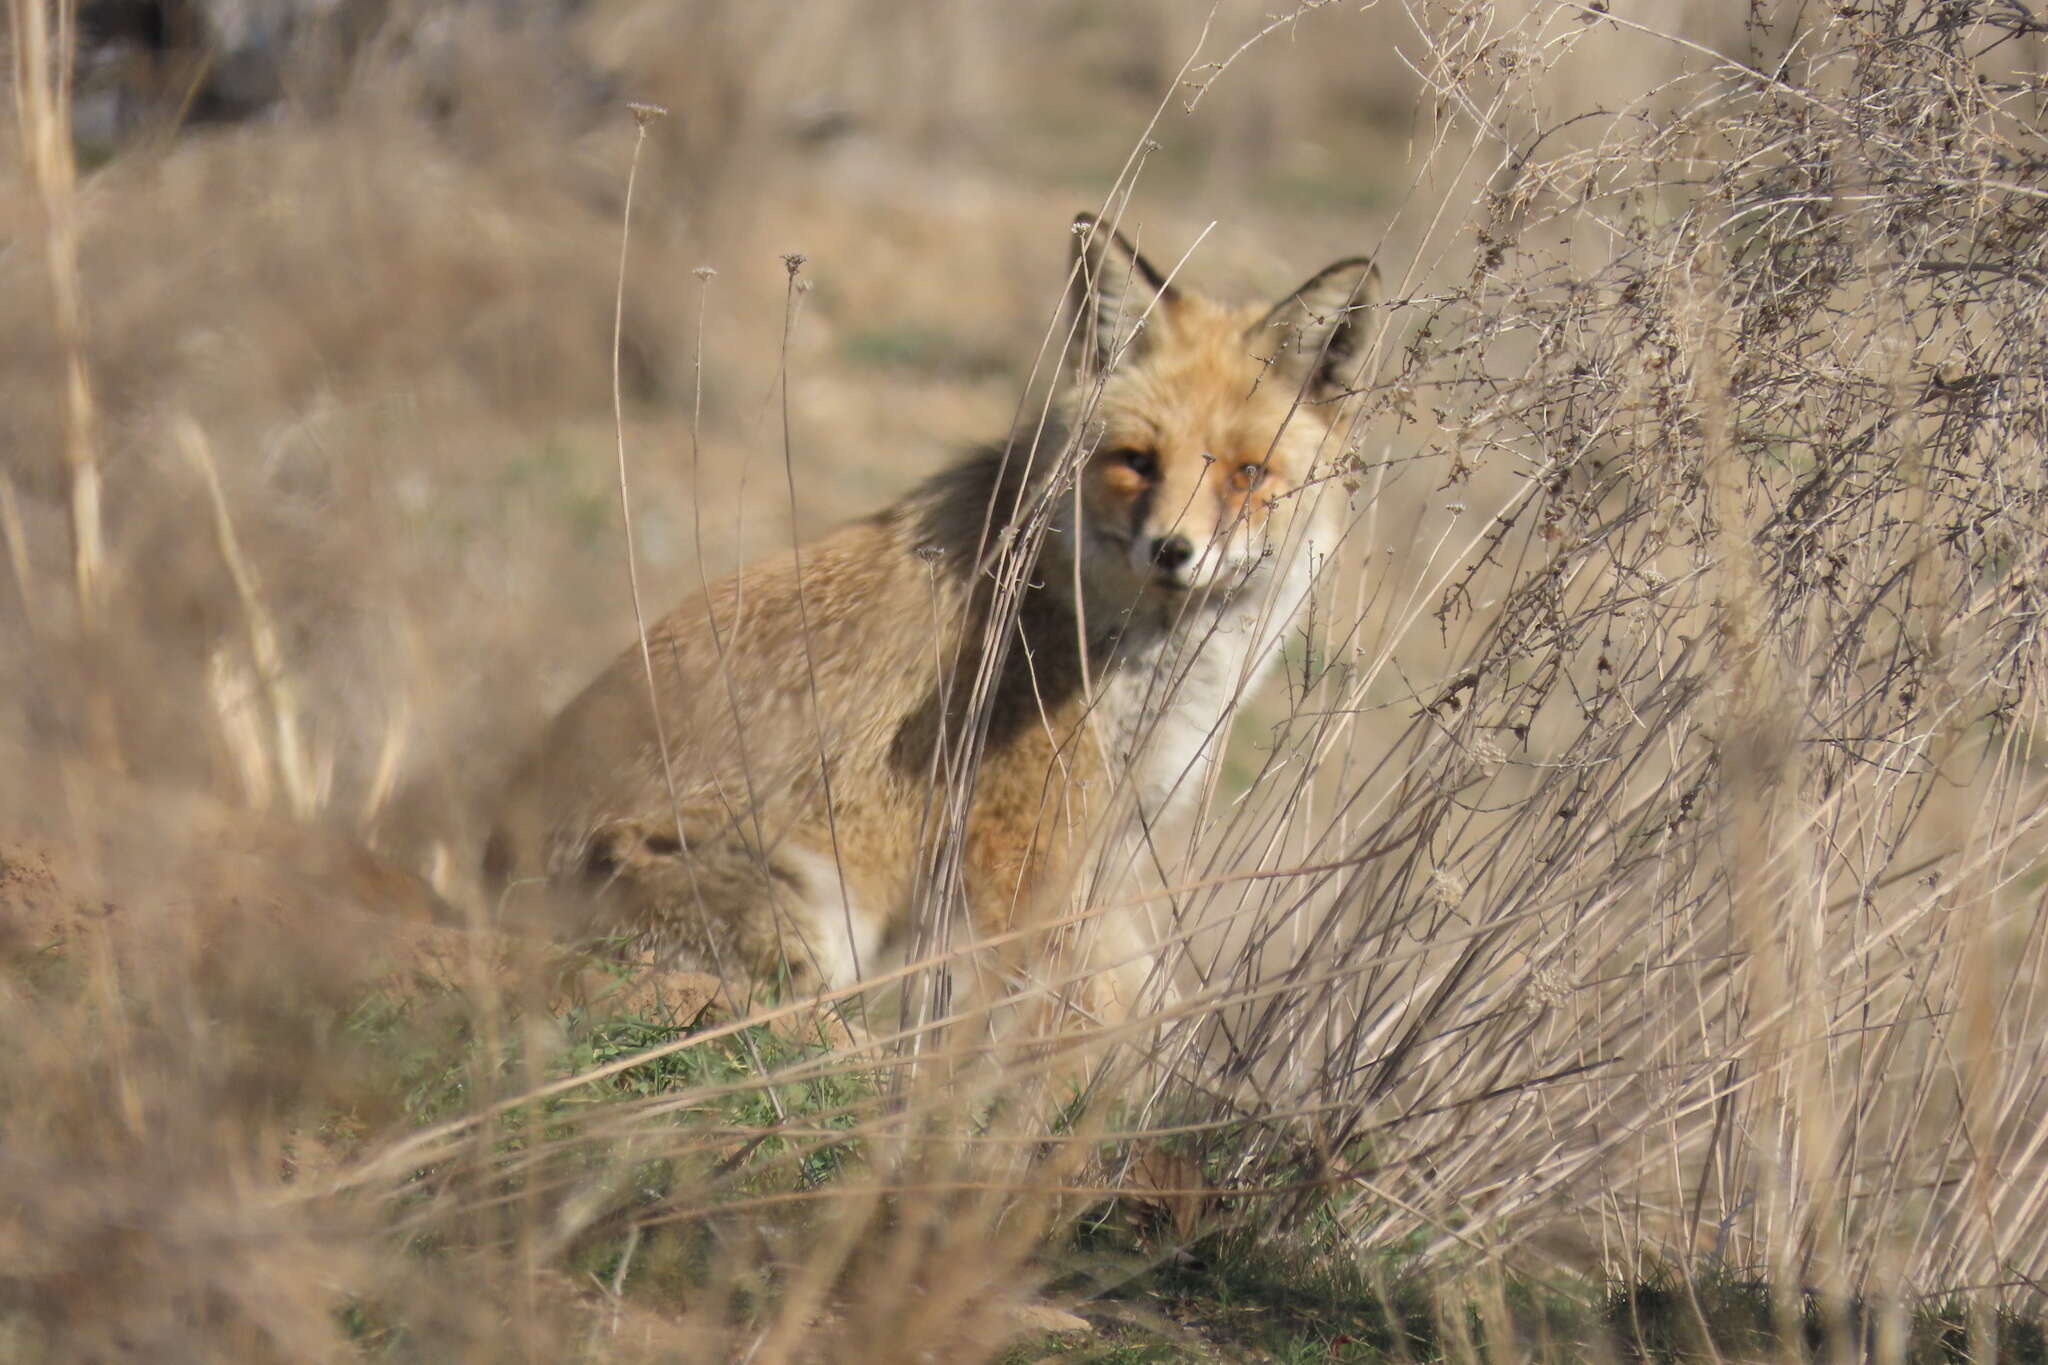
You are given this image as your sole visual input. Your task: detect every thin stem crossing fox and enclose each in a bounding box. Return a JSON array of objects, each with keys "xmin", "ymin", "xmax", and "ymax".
[{"xmin": 483, "ymin": 214, "xmax": 1378, "ymax": 1000}]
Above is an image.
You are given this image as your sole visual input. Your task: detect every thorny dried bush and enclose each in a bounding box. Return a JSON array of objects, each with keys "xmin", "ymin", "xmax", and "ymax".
[{"xmin": 1159, "ymin": 0, "xmax": 2048, "ymax": 1303}]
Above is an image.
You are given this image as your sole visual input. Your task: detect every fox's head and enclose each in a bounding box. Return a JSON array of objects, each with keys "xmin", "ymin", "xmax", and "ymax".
[{"xmin": 1056, "ymin": 213, "xmax": 1376, "ymax": 610}]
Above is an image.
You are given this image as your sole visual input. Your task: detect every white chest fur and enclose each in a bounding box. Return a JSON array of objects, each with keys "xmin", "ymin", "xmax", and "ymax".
[{"xmin": 1093, "ymin": 562, "xmax": 1307, "ymax": 820}]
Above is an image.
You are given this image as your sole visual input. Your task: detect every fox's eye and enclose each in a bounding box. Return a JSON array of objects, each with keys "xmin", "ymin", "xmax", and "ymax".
[
  {"xmin": 1232, "ymin": 463, "xmax": 1267, "ymax": 492},
  {"xmin": 1107, "ymin": 447, "xmax": 1159, "ymax": 480}
]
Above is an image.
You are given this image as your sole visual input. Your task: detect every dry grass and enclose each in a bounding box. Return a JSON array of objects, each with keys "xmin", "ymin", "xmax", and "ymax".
[{"xmin": 8, "ymin": 1, "xmax": 2048, "ymax": 1361}]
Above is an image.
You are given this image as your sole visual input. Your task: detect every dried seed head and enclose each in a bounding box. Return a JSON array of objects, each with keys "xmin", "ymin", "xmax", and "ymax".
[
  {"xmin": 626, "ymin": 102, "xmax": 669, "ymax": 127},
  {"xmin": 1528, "ymin": 965, "xmax": 1570, "ymax": 1009}
]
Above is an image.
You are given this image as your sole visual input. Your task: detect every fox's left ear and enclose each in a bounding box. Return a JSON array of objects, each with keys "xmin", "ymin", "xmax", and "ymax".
[{"xmin": 1252, "ymin": 257, "xmax": 1380, "ymax": 402}]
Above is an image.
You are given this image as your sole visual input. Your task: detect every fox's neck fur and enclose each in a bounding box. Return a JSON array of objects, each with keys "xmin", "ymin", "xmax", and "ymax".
[{"xmin": 893, "ymin": 424, "xmax": 1304, "ymax": 829}]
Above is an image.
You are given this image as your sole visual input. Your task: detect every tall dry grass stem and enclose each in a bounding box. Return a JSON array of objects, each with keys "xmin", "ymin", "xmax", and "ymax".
[
  {"xmin": 178, "ymin": 417, "xmax": 326, "ymax": 819},
  {"xmin": 609, "ymin": 102, "xmax": 687, "ymax": 872},
  {"xmin": 10, "ymin": 0, "xmax": 116, "ymax": 767}
]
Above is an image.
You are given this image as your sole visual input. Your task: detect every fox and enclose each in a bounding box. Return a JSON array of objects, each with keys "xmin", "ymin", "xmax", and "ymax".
[{"xmin": 482, "ymin": 213, "xmax": 1378, "ymax": 1002}]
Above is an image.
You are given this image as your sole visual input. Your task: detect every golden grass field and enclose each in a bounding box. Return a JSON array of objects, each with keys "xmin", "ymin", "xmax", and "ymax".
[{"xmin": 9, "ymin": 2, "xmax": 2048, "ymax": 1360}]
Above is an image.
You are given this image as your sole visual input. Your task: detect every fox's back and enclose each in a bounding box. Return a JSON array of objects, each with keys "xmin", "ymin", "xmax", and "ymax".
[{"xmin": 485, "ymin": 461, "xmax": 994, "ymax": 914}]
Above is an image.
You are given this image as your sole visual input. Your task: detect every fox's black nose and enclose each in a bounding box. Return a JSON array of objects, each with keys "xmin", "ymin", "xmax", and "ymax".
[{"xmin": 1150, "ymin": 535, "xmax": 1195, "ymax": 574}]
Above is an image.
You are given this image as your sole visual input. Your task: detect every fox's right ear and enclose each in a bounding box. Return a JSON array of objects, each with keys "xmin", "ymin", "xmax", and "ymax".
[{"xmin": 1070, "ymin": 212, "xmax": 1177, "ymax": 379}]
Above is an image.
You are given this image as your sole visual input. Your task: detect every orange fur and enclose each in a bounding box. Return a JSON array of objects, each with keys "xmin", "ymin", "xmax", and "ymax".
[{"xmin": 484, "ymin": 215, "xmax": 1380, "ymax": 1000}]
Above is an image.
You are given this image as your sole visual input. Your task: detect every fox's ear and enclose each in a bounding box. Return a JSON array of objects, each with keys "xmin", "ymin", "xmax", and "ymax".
[
  {"xmin": 1252, "ymin": 257, "xmax": 1380, "ymax": 402},
  {"xmin": 1070, "ymin": 212, "xmax": 1178, "ymax": 378}
]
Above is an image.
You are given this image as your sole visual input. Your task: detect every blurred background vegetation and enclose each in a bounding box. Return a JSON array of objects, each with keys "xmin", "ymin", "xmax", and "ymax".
[{"xmin": 5, "ymin": 0, "xmax": 1472, "ymax": 858}]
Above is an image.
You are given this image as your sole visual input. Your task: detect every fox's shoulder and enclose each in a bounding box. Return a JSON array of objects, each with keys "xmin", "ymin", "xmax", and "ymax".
[{"xmin": 883, "ymin": 435, "xmax": 1057, "ymax": 562}]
